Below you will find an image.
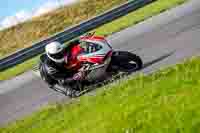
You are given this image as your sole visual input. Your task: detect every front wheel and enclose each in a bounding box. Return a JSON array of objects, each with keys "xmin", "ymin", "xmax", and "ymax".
[{"xmin": 109, "ymin": 51, "xmax": 143, "ymax": 73}]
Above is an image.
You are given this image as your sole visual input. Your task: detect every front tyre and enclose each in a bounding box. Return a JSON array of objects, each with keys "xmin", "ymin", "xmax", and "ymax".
[{"xmin": 110, "ymin": 51, "xmax": 143, "ymax": 73}]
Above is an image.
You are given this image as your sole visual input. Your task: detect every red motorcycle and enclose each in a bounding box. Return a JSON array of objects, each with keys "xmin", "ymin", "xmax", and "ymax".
[{"xmin": 39, "ymin": 33, "xmax": 143, "ymax": 97}]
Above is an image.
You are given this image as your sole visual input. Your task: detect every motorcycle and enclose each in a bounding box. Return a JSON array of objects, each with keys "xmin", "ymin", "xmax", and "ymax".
[{"xmin": 39, "ymin": 33, "xmax": 143, "ymax": 97}]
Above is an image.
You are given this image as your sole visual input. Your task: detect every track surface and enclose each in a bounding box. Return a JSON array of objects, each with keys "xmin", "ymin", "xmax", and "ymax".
[{"xmin": 1, "ymin": 0, "xmax": 200, "ymax": 126}]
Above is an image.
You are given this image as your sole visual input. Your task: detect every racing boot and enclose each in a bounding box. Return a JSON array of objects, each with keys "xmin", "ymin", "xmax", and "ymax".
[{"xmin": 65, "ymin": 87, "xmax": 80, "ymax": 98}]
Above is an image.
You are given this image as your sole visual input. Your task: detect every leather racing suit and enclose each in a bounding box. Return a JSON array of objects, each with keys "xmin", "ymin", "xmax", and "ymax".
[{"xmin": 44, "ymin": 40, "xmax": 86, "ymax": 85}]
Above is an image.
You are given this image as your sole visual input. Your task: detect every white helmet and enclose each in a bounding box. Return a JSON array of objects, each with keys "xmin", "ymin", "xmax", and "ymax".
[{"xmin": 45, "ymin": 41, "xmax": 65, "ymax": 63}]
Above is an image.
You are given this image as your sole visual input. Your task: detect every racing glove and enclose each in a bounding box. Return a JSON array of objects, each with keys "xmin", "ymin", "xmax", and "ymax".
[
  {"xmin": 73, "ymin": 71, "xmax": 86, "ymax": 80},
  {"xmin": 72, "ymin": 64, "xmax": 91, "ymax": 80}
]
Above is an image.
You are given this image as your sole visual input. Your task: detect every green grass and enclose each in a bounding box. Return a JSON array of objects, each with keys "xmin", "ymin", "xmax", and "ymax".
[
  {"xmin": 0, "ymin": 56, "xmax": 40, "ymax": 80},
  {"xmin": 1, "ymin": 56, "xmax": 200, "ymax": 133},
  {"xmin": 0, "ymin": 0, "xmax": 187, "ymax": 80}
]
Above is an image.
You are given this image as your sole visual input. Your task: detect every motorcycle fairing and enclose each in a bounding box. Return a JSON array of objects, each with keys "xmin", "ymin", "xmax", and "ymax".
[{"xmin": 78, "ymin": 36, "xmax": 113, "ymax": 64}]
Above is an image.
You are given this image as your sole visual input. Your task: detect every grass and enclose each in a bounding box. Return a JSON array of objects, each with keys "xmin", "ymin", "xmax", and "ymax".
[
  {"xmin": 0, "ymin": 56, "xmax": 40, "ymax": 80},
  {"xmin": 1, "ymin": 55, "xmax": 200, "ymax": 132},
  {"xmin": 0, "ymin": 0, "xmax": 187, "ymax": 80}
]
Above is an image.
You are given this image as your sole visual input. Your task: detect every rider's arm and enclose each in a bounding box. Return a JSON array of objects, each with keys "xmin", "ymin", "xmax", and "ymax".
[
  {"xmin": 44, "ymin": 57, "xmax": 71, "ymax": 81},
  {"xmin": 45, "ymin": 65, "xmax": 67, "ymax": 80}
]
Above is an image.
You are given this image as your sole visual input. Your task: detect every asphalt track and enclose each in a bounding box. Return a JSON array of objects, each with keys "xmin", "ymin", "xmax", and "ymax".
[{"xmin": 1, "ymin": 0, "xmax": 200, "ymax": 126}]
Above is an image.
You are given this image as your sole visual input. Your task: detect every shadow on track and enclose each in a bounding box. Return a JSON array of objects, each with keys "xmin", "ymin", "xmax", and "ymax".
[{"xmin": 142, "ymin": 51, "xmax": 175, "ymax": 69}]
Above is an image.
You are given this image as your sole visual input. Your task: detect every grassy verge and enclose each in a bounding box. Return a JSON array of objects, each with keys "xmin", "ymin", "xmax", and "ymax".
[
  {"xmin": 1, "ymin": 55, "xmax": 200, "ymax": 132},
  {"xmin": 0, "ymin": 56, "xmax": 40, "ymax": 80},
  {"xmin": 0, "ymin": 0, "xmax": 187, "ymax": 80}
]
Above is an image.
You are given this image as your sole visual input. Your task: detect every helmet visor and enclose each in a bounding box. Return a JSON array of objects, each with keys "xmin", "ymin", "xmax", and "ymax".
[{"xmin": 48, "ymin": 50, "xmax": 64, "ymax": 60}]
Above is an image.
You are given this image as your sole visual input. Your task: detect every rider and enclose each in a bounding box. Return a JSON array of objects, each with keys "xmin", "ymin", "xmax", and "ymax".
[{"xmin": 44, "ymin": 39, "xmax": 86, "ymax": 88}]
